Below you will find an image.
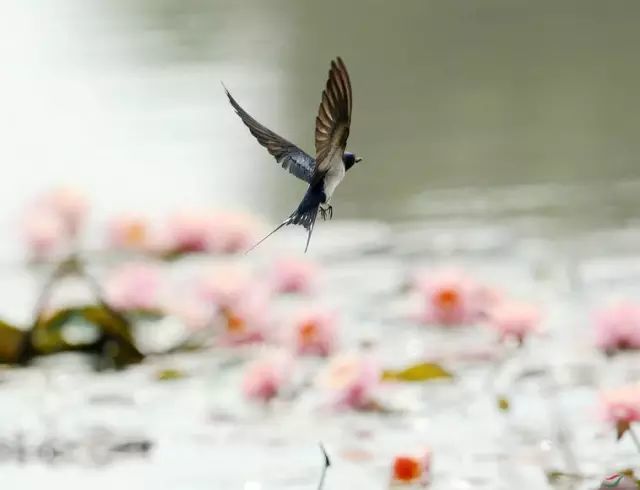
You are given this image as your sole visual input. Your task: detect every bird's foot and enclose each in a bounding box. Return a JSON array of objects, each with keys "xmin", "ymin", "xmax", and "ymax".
[{"xmin": 320, "ymin": 205, "xmax": 333, "ymax": 221}]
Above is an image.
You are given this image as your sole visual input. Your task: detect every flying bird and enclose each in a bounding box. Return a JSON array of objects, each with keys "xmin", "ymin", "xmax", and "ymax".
[{"xmin": 224, "ymin": 57, "xmax": 362, "ymax": 252}]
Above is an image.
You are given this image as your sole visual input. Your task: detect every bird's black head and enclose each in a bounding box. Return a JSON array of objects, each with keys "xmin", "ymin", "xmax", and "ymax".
[{"xmin": 342, "ymin": 151, "xmax": 363, "ymax": 171}]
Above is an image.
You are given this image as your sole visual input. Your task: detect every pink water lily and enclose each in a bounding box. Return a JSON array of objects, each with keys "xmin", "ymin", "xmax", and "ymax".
[
  {"xmin": 216, "ymin": 304, "xmax": 268, "ymax": 346},
  {"xmin": 22, "ymin": 207, "xmax": 67, "ymax": 259},
  {"xmin": 242, "ymin": 353, "xmax": 291, "ymax": 403},
  {"xmin": 22, "ymin": 186, "xmax": 89, "ymax": 258},
  {"xmin": 207, "ymin": 211, "xmax": 261, "ymax": 254},
  {"xmin": 198, "ymin": 266, "xmax": 255, "ymax": 309},
  {"xmin": 167, "ymin": 291, "xmax": 213, "ymax": 331},
  {"xmin": 413, "ymin": 269, "xmax": 487, "ymax": 326},
  {"xmin": 104, "ymin": 262, "xmax": 164, "ymax": 312},
  {"xmin": 107, "ymin": 213, "xmax": 151, "ymax": 251},
  {"xmin": 593, "ymin": 301, "xmax": 640, "ymax": 354},
  {"xmin": 600, "ymin": 384, "xmax": 640, "ymax": 439},
  {"xmin": 163, "ymin": 210, "xmax": 217, "ymax": 254},
  {"xmin": 599, "ymin": 473, "xmax": 637, "ymax": 489},
  {"xmin": 600, "ymin": 384, "xmax": 640, "ymax": 424},
  {"xmin": 44, "ymin": 186, "xmax": 89, "ymax": 238},
  {"xmin": 291, "ymin": 308, "xmax": 338, "ymax": 357},
  {"xmin": 270, "ymin": 257, "xmax": 320, "ymax": 294},
  {"xmin": 488, "ymin": 300, "xmax": 541, "ymax": 343},
  {"xmin": 217, "ymin": 286, "xmax": 271, "ymax": 345},
  {"xmin": 318, "ymin": 354, "xmax": 380, "ymax": 410}
]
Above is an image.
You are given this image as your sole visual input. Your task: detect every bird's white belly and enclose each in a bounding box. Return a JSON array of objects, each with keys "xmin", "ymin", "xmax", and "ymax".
[{"xmin": 323, "ymin": 155, "xmax": 345, "ymax": 202}]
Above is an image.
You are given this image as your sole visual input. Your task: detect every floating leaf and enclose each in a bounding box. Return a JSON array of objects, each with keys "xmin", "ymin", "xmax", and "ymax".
[
  {"xmin": 156, "ymin": 368, "xmax": 187, "ymax": 381},
  {"xmin": 32, "ymin": 304, "xmax": 144, "ymax": 369},
  {"xmin": 382, "ymin": 362, "xmax": 453, "ymax": 382},
  {"xmin": 619, "ymin": 468, "xmax": 635, "ymax": 479},
  {"xmin": 545, "ymin": 470, "xmax": 583, "ymax": 484},
  {"xmin": 0, "ymin": 320, "xmax": 27, "ymax": 364},
  {"xmin": 497, "ymin": 396, "xmax": 510, "ymax": 412},
  {"xmin": 32, "ymin": 307, "xmax": 81, "ymax": 354}
]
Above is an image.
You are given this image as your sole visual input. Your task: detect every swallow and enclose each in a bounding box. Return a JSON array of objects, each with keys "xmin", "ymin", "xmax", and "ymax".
[{"xmin": 224, "ymin": 57, "xmax": 362, "ymax": 252}]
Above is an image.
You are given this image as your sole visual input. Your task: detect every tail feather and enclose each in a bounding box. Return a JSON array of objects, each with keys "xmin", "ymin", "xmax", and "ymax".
[
  {"xmin": 303, "ymin": 210, "xmax": 318, "ymax": 253},
  {"xmin": 245, "ymin": 206, "xmax": 319, "ymax": 254}
]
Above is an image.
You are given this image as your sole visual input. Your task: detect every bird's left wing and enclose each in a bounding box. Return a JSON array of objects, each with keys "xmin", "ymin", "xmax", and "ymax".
[
  {"xmin": 312, "ymin": 57, "xmax": 352, "ymax": 185},
  {"xmin": 224, "ymin": 86, "xmax": 315, "ymax": 183}
]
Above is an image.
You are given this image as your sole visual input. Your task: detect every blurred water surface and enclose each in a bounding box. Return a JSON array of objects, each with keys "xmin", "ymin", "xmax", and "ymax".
[{"xmin": 2, "ymin": 0, "xmax": 640, "ymax": 226}]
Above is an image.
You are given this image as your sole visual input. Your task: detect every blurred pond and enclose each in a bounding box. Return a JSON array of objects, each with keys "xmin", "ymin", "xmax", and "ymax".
[{"xmin": 2, "ymin": 0, "xmax": 640, "ymax": 228}]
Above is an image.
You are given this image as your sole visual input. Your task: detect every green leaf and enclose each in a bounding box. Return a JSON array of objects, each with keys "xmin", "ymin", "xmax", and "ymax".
[
  {"xmin": 619, "ymin": 468, "xmax": 635, "ymax": 479},
  {"xmin": 32, "ymin": 304, "xmax": 144, "ymax": 369},
  {"xmin": 32, "ymin": 307, "xmax": 81, "ymax": 354},
  {"xmin": 156, "ymin": 368, "xmax": 187, "ymax": 381},
  {"xmin": 81, "ymin": 305, "xmax": 144, "ymax": 368},
  {"xmin": 0, "ymin": 320, "xmax": 27, "ymax": 364},
  {"xmin": 545, "ymin": 470, "xmax": 583, "ymax": 484},
  {"xmin": 381, "ymin": 362, "xmax": 453, "ymax": 382}
]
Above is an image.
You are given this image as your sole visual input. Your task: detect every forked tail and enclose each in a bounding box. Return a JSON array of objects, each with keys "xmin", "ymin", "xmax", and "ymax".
[{"xmin": 245, "ymin": 205, "xmax": 319, "ymax": 254}]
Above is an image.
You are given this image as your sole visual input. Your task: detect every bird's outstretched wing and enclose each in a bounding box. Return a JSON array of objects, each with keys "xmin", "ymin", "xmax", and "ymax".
[
  {"xmin": 224, "ymin": 86, "xmax": 315, "ymax": 183},
  {"xmin": 312, "ymin": 57, "xmax": 352, "ymax": 185}
]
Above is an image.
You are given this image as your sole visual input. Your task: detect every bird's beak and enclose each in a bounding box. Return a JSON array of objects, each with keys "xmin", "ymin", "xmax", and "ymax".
[{"xmin": 355, "ymin": 157, "xmax": 363, "ymax": 163}]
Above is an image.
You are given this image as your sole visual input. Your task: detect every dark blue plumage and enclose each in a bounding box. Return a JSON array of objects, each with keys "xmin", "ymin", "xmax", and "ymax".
[{"xmin": 225, "ymin": 57, "xmax": 362, "ymax": 252}]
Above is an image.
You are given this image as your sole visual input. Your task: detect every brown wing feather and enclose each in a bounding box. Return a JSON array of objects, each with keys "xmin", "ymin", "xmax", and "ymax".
[{"xmin": 313, "ymin": 57, "xmax": 352, "ymax": 182}]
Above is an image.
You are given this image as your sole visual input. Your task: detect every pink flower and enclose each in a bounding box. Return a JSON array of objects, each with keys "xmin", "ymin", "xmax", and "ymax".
[
  {"xmin": 162, "ymin": 210, "xmax": 261, "ymax": 255},
  {"xmin": 600, "ymin": 384, "xmax": 640, "ymax": 425},
  {"xmin": 242, "ymin": 354, "xmax": 291, "ymax": 403},
  {"xmin": 167, "ymin": 293, "xmax": 212, "ymax": 331},
  {"xmin": 413, "ymin": 269, "xmax": 485, "ymax": 326},
  {"xmin": 270, "ymin": 257, "xmax": 320, "ymax": 294},
  {"xmin": 488, "ymin": 301, "xmax": 541, "ymax": 343},
  {"xmin": 292, "ymin": 309, "xmax": 338, "ymax": 357},
  {"xmin": 207, "ymin": 212, "xmax": 261, "ymax": 254},
  {"xmin": 164, "ymin": 210, "xmax": 217, "ymax": 254},
  {"xmin": 391, "ymin": 449, "xmax": 432, "ymax": 485},
  {"xmin": 198, "ymin": 267, "xmax": 271, "ymax": 345},
  {"xmin": 593, "ymin": 301, "xmax": 640, "ymax": 354},
  {"xmin": 198, "ymin": 266, "xmax": 254, "ymax": 309},
  {"xmin": 599, "ymin": 473, "xmax": 637, "ymax": 489},
  {"xmin": 318, "ymin": 354, "xmax": 380, "ymax": 410},
  {"xmin": 22, "ymin": 208, "xmax": 66, "ymax": 259},
  {"xmin": 215, "ymin": 288, "xmax": 271, "ymax": 345},
  {"xmin": 107, "ymin": 213, "xmax": 150, "ymax": 251},
  {"xmin": 21, "ymin": 186, "xmax": 89, "ymax": 257},
  {"xmin": 104, "ymin": 262, "xmax": 164, "ymax": 311},
  {"xmin": 44, "ymin": 186, "xmax": 89, "ymax": 237}
]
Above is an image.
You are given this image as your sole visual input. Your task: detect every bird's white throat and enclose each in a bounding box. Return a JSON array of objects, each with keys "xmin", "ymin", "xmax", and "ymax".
[{"xmin": 323, "ymin": 155, "xmax": 346, "ymax": 201}]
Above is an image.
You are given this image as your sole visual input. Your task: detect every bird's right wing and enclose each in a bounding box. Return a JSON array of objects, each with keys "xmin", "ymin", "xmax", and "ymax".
[
  {"xmin": 224, "ymin": 86, "xmax": 315, "ymax": 183},
  {"xmin": 312, "ymin": 57, "xmax": 352, "ymax": 185}
]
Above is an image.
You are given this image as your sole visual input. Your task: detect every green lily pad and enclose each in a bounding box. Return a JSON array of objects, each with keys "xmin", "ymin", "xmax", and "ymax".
[{"xmin": 0, "ymin": 320, "xmax": 27, "ymax": 364}]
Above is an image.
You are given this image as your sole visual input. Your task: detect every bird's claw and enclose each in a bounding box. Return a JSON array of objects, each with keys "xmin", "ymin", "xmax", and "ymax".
[{"xmin": 319, "ymin": 205, "xmax": 333, "ymax": 221}]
